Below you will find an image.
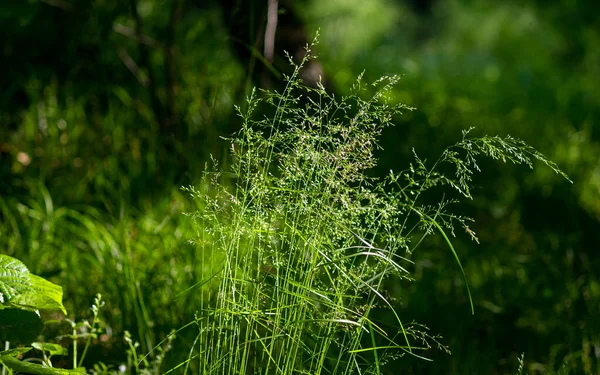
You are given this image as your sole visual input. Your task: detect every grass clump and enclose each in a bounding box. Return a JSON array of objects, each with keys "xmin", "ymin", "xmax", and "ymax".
[{"xmin": 182, "ymin": 37, "xmax": 569, "ymax": 374}]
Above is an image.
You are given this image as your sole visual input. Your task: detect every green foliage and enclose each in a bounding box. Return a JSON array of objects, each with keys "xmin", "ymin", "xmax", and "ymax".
[
  {"xmin": 182, "ymin": 40, "xmax": 568, "ymax": 374},
  {"xmin": 516, "ymin": 353, "xmax": 527, "ymax": 375},
  {"xmin": 0, "ymin": 348, "xmax": 83, "ymax": 375},
  {"xmin": 0, "ymin": 280, "xmax": 171, "ymax": 375},
  {"xmin": 0, "ymin": 254, "xmax": 72, "ymax": 375},
  {"xmin": 0, "ymin": 254, "xmax": 65, "ymax": 315},
  {"xmin": 0, "ymin": 180, "xmax": 203, "ymax": 356},
  {"xmin": 1, "ymin": 1, "xmax": 593, "ymax": 373},
  {"xmin": 304, "ymin": 1, "xmax": 598, "ymax": 373}
]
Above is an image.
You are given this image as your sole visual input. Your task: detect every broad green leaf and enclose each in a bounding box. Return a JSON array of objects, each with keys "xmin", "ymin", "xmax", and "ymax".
[
  {"xmin": 0, "ymin": 255, "xmax": 66, "ymax": 314},
  {"xmin": 11, "ymin": 274, "xmax": 66, "ymax": 314},
  {"xmin": 0, "ymin": 255, "xmax": 31, "ymax": 303},
  {"xmin": 0, "ymin": 309, "xmax": 43, "ymax": 344},
  {"xmin": 0, "ymin": 347, "xmax": 32, "ymax": 358},
  {"xmin": 32, "ymin": 342, "xmax": 68, "ymax": 356},
  {"xmin": 0, "ymin": 354, "xmax": 85, "ymax": 375}
]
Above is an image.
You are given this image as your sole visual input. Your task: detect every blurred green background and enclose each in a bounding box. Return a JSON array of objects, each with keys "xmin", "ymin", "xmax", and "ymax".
[{"xmin": 0, "ymin": 0, "xmax": 598, "ymax": 373}]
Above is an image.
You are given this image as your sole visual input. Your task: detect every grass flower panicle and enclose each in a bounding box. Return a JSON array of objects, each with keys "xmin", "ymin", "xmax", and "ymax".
[{"xmin": 181, "ymin": 34, "xmax": 570, "ymax": 375}]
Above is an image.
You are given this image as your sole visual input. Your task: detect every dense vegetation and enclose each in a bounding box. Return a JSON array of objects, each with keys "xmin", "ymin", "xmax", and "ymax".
[{"xmin": 1, "ymin": 0, "xmax": 598, "ymax": 374}]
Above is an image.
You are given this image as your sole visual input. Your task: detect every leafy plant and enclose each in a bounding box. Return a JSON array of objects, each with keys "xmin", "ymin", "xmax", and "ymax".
[
  {"xmin": 0, "ymin": 256, "xmax": 172, "ymax": 375},
  {"xmin": 0, "ymin": 254, "xmax": 65, "ymax": 314},
  {"xmin": 0, "ymin": 254, "xmax": 75, "ymax": 375},
  {"xmin": 181, "ymin": 35, "xmax": 570, "ymax": 374}
]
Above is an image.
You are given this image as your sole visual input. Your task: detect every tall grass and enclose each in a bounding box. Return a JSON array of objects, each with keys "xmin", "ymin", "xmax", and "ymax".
[
  {"xmin": 0, "ymin": 179, "xmax": 202, "ymax": 359},
  {"xmin": 182, "ymin": 37, "xmax": 569, "ymax": 374}
]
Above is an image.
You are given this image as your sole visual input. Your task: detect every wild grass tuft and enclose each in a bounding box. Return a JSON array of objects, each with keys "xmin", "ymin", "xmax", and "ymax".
[{"xmin": 181, "ymin": 36, "xmax": 570, "ymax": 374}]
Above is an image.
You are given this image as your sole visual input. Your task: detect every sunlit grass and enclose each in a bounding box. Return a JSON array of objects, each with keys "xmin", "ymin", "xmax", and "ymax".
[{"xmin": 178, "ymin": 35, "xmax": 569, "ymax": 374}]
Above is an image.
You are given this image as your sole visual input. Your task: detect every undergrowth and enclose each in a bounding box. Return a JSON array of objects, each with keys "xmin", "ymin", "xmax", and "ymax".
[
  {"xmin": 0, "ymin": 181, "xmax": 199, "ymax": 358},
  {"xmin": 179, "ymin": 35, "xmax": 570, "ymax": 374}
]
